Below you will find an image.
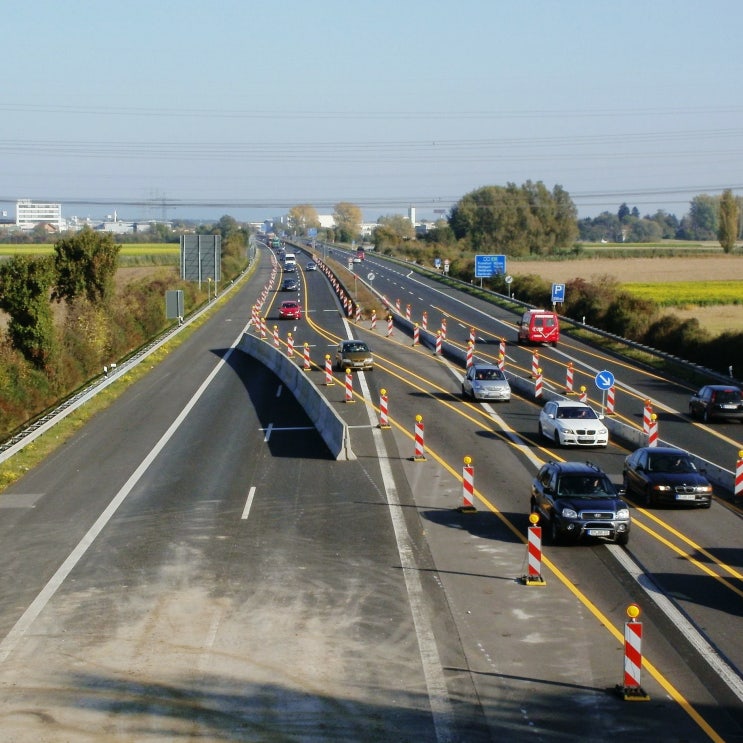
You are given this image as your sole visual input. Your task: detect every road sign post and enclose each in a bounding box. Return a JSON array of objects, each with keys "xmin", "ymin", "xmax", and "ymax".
[{"xmin": 595, "ymin": 370, "xmax": 615, "ymax": 416}]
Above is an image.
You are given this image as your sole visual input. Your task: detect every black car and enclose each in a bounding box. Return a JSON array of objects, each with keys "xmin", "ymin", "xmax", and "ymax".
[
  {"xmin": 530, "ymin": 461, "xmax": 630, "ymax": 545},
  {"xmin": 688, "ymin": 384, "xmax": 743, "ymax": 423},
  {"xmin": 281, "ymin": 277, "xmax": 299, "ymax": 292},
  {"xmin": 623, "ymin": 446, "xmax": 712, "ymax": 508}
]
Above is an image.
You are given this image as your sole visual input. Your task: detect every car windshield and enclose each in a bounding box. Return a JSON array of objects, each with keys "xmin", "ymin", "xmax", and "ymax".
[
  {"xmin": 557, "ymin": 406, "xmax": 597, "ymax": 420},
  {"xmin": 474, "ymin": 368, "xmax": 504, "ymax": 381},
  {"xmin": 558, "ymin": 476, "xmax": 612, "ymax": 497},
  {"xmin": 648, "ymin": 454, "xmax": 696, "ymax": 473},
  {"xmin": 343, "ymin": 342, "xmax": 369, "ymax": 353},
  {"xmin": 283, "ymin": 302, "xmax": 298, "ymax": 308}
]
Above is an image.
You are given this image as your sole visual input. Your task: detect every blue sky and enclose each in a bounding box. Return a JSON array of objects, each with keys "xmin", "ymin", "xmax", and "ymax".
[{"xmin": 2, "ymin": 0, "xmax": 742, "ymax": 224}]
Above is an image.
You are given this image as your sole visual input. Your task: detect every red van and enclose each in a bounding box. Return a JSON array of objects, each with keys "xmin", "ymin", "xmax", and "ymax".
[{"xmin": 517, "ymin": 309, "xmax": 560, "ymax": 346}]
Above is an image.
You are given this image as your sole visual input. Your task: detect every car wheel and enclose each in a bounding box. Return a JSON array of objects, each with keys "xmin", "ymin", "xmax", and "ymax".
[
  {"xmin": 550, "ymin": 518, "xmax": 561, "ymax": 545},
  {"xmin": 645, "ymin": 489, "xmax": 656, "ymax": 508},
  {"xmin": 538, "ymin": 422, "xmax": 545, "ymax": 438},
  {"xmin": 553, "ymin": 429, "xmax": 561, "ymax": 447},
  {"xmin": 615, "ymin": 533, "xmax": 629, "ymax": 546},
  {"xmin": 703, "ymin": 409, "xmax": 710, "ymax": 423},
  {"xmin": 462, "ymin": 384, "xmax": 469, "ymax": 400}
]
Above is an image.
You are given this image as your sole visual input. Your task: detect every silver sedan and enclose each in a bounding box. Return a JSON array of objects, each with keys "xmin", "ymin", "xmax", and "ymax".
[{"xmin": 462, "ymin": 364, "xmax": 511, "ymax": 402}]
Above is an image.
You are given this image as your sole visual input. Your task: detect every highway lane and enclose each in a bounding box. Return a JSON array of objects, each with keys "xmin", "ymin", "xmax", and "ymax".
[
  {"xmin": 307, "ymin": 249, "xmax": 743, "ymax": 737},
  {"xmin": 0, "ymin": 245, "xmax": 739, "ymax": 740}
]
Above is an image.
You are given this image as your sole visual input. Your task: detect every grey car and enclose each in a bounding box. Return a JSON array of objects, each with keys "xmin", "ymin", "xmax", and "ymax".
[{"xmin": 462, "ymin": 364, "xmax": 511, "ymax": 402}]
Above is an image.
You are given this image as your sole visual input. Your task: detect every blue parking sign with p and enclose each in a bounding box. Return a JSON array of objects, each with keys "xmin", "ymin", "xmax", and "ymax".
[{"xmin": 551, "ymin": 283, "xmax": 566, "ymax": 303}]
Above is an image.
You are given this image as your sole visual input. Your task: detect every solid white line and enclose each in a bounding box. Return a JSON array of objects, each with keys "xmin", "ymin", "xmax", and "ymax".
[
  {"xmin": 242, "ymin": 486, "xmax": 257, "ymax": 520},
  {"xmin": 343, "ymin": 316, "xmax": 455, "ymax": 742},
  {"xmin": 0, "ymin": 320, "xmax": 252, "ymax": 665}
]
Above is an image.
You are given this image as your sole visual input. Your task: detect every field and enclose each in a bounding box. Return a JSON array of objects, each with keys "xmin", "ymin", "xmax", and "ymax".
[{"xmin": 509, "ymin": 255, "xmax": 743, "ymax": 336}]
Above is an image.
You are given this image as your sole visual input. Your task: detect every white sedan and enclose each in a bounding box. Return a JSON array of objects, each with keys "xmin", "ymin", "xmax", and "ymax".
[{"xmin": 538, "ymin": 400, "xmax": 608, "ymax": 447}]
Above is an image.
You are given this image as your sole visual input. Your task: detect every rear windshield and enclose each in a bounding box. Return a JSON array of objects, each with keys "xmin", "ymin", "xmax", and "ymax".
[
  {"xmin": 474, "ymin": 368, "xmax": 505, "ymax": 381},
  {"xmin": 343, "ymin": 342, "xmax": 369, "ymax": 352},
  {"xmin": 712, "ymin": 389, "xmax": 741, "ymax": 403}
]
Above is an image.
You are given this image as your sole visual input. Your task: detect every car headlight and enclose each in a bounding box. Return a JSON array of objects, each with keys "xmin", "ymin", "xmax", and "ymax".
[
  {"xmin": 561, "ymin": 507, "xmax": 578, "ymax": 519},
  {"xmin": 652, "ymin": 485, "xmax": 672, "ymax": 492},
  {"xmin": 698, "ymin": 485, "xmax": 713, "ymax": 494},
  {"xmin": 616, "ymin": 508, "xmax": 630, "ymax": 520}
]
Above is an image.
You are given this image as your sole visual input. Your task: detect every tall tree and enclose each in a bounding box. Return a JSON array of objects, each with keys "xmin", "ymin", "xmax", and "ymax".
[
  {"xmin": 0, "ymin": 255, "xmax": 57, "ymax": 367},
  {"xmin": 333, "ymin": 202, "xmax": 363, "ymax": 243},
  {"xmin": 718, "ymin": 188, "xmax": 739, "ymax": 253},
  {"xmin": 53, "ymin": 227, "xmax": 120, "ymax": 305},
  {"xmin": 686, "ymin": 194, "xmax": 718, "ymax": 240},
  {"xmin": 372, "ymin": 214, "xmax": 415, "ymax": 249},
  {"xmin": 287, "ymin": 204, "xmax": 320, "ymax": 235}
]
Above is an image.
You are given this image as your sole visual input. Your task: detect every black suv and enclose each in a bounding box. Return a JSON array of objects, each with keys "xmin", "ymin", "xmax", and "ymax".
[
  {"xmin": 530, "ymin": 461, "xmax": 630, "ymax": 545},
  {"xmin": 688, "ymin": 384, "xmax": 743, "ymax": 423}
]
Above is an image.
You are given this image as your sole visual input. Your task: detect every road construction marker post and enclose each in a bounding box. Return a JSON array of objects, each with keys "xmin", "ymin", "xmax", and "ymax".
[
  {"xmin": 324, "ymin": 355, "xmax": 333, "ymax": 385},
  {"xmin": 440, "ymin": 318, "xmax": 447, "ymax": 340},
  {"xmin": 499, "ymin": 337, "xmax": 506, "ymax": 359},
  {"xmin": 458, "ymin": 456, "xmax": 477, "ymax": 513},
  {"xmin": 735, "ymin": 450, "xmax": 743, "ymax": 498},
  {"xmin": 260, "ymin": 317, "xmax": 267, "ymax": 340},
  {"xmin": 522, "ymin": 513, "xmax": 546, "ymax": 586},
  {"xmin": 531, "ymin": 351, "xmax": 539, "ymax": 378},
  {"xmin": 647, "ymin": 414, "xmax": 658, "ymax": 447},
  {"xmin": 565, "ymin": 362, "xmax": 574, "ymax": 393},
  {"xmin": 616, "ymin": 604, "xmax": 650, "ymax": 701},
  {"xmin": 273, "ymin": 325, "xmax": 280, "ymax": 349},
  {"xmin": 303, "ymin": 343, "xmax": 311, "ymax": 371},
  {"xmin": 370, "ymin": 309, "xmax": 377, "ymax": 331},
  {"xmin": 379, "ymin": 389, "xmax": 391, "ymax": 429},
  {"xmin": 406, "ymin": 304, "xmax": 411, "ymax": 321},
  {"xmin": 435, "ymin": 331, "xmax": 442, "ymax": 356},
  {"xmin": 386, "ymin": 314, "xmax": 394, "ymax": 337},
  {"xmin": 413, "ymin": 415, "xmax": 426, "ymax": 461},
  {"xmin": 344, "ymin": 368, "xmax": 354, "ymax": 403},
  {"xmin": 578, "ymin": 385, "xmax": 587, "ymax": 403},
  {"xmin": 469, "ymin": 327, "xmax": 475, "ymax": 345},
  {"xmin": 643, "ymin": 400, "xmax": 653, "ymax": 434},
  {"xmin": 413, "ymin": 323, "xmax": 420, "ymax": 346},
  {"xmin": 534, "ymin": 368, "xmax": 543, "ymax": 399},
  {"xmin": 286, "ymin": 332, "xmax": 294, "ymax": 358},
  {"xmin": 606, "ymin": 385, "xmax": 616, "ymax": 415},
  {"xmin": 498, "ymin": 351, "xmax": 505, "ymax": 371},
  {"xmin": 422, "ymin": 311, "xmax": 428, "ymax": 331},
  {"xmin": 466, "ymin": 340, "xmax": 474, "ymax": 368}
]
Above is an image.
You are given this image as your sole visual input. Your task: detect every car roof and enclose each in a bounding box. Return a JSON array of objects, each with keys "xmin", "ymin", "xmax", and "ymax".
[
  {"xmin": 701, "ymin": 384, "xmax": 741, "ymax": 391},
  {"xmin": 635, "ymin": 446, "xmax": 688, "ymax": 456},
  {"xmin": 544, "ymin": 461, "xmax": 604, "ymax": 475},
  {"xmin": 472, "ymin": 363, "xmax": 499, "ymax": 370}
]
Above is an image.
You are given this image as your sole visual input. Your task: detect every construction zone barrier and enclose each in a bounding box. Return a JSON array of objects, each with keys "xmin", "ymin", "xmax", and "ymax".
[
  {"xmin": 413, "ymin": 323, "xmax": 420, "ymax": 346},
  {"xmin": 303, "ymin": 342, "xmax": 311, "ymax": 371},
  {"xmin": 647, "ymin": 414, "xmax": 658, "ymax": 447},
  {"xmin": 606, "ymin": 385, "xmax": 616, "ymax": 415},
  {"xmin": 273, "ymin": 325, "xmax": 280, "ymax": 349},
  {"xmin": 435, "ymin": 331, "xmax": 442, "ymax": 356},
  {"xmin": 578, "ymin": 386, "xmax": 587, "ymax": 403},
  {"xmin": 386, "ymin": 314, "xmax": 394, "ymax": 337},
  {"xmin": 522, "ymin": 513, "xmax": 546, "ymax": 586},
  {"xmin": 466, "ymin": 341, "xmax": 474, "ymax": 368},
  {"xmin": 615, "ymin": 604, "xmax": 650, "ymax": 701},
  {"xmin": 344, "ymin": 368, "xmax": 354, "ymax": 403},
  {"xmin": 469, "ymin": 327, "xmax": 475, "ymax": 345},
  {"xmin": 531, "ymin": 351, "xmax": 539, "ymax": 378},
  {"xmin": 458, "ymin": 456, "xmax": 477, "ymax": 513},
  {"xmin": 379, "ymin": 389, "xmax": 391, "ymax": 429},
  {"xmin": 412, "ymin": 415, "xmax": 426, "ymax": 461},
  {"xmin": 534, "ymin": 368, "xmax": 543, "ymax": 399},
  {"xmin": 643, "ymin": 400, "xmax": 653, "ymax": 434},
  {"xmin": 735, "ymin": 451, "xmax": 743, "ymax": 498},
  {"xmin": 370, "ymin": 310, "xmax": 377, "ymax": 331},
  {"xmin": 422, "ymin": 311, "xmax": 428, "ymax": 331},
  {"xmin": 324, "ymin": 355, "xmax": 333, "ymax": 386},
  {"xmin": 565, "ymin": 362, "xmax": 574, "ymax": 393},
  {"xmin": 260, "ymin": 316, "xmax": 267, "ymax": 340},
  {"xmin": 286, "ymin": 332, "xmax": 294, "ymax": 358},
  {"xmin": 440, "ymin": 318, "xmax": 447, "ymax": 341}
]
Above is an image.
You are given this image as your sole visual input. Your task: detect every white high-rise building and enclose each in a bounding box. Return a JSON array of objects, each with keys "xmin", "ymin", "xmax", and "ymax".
[
  {"xmin": 408, "ymin": 206, "xmax": 416, "ymax": 225},
  {"xmin": 16, "ymin": 199, "xmax": 62, "ymax": 231}
]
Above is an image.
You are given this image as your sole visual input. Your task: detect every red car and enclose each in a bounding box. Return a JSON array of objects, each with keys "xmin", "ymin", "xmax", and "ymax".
[{"xmin": 278, "ymin": 300, "xmax": 303, "ymax": 320}]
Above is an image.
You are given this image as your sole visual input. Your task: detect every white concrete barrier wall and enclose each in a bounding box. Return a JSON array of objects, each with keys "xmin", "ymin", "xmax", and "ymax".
[{"xmin": 238, "ymin": 333, "xmax": 355, "ymax": 461}]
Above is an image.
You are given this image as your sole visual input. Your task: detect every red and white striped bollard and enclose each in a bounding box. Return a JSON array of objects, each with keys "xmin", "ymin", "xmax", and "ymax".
[
  {"xmin": 735, "ymin": 450, "xmax": 743, "ymax": 498},
  {"xmin": 458, "ymin": 456, "xmax": 476, "ymax": 513},
  {"xmin": 324, "ymin": 355, "xmax": 333, "ymax": 385},
  {"xmin": 303, "ymin": 342, "xmax": 311, "ymax": 371},
  {"xmin": 469, "ymin": 327, "xmax": 475, "ymax": 345},
  {"xmin": 534, "ymin": 368, "xmax": 543, "ymax": 399},
  {"xmin": 286, "ymin": 332, "xmax": 294, "ymax": 357},
  {"xmin": 379, "ymin": 389, "xmax": 391, "ymax": 429},
  {"xmin": 413, "ymin": 323, "xmax": 420, "ymax": 346},
  {"xmin": 260, "ymin": 317, "xmax": 267, "ymax": 340},
  {"xmin": 616, "ymin": 604, "xmax": 649, "ymax": 700},
  {"xmin": 413, "ymin": 415, "xmax": 425, "ymax": 461},
  {"xmin": 422, "ymin": 311, "xmax": 428, "ymax": 331},
  {"xmin": 386, "ymin": 314, "xmax": 393, "ymax": 337},
  {"xmin": 370, "ymin": 310, "xmax": 377, "ymax": 331},
  {"xmin": 579, "ymin": 386, "xmax": 587, "ymax": 403},
  {"xmin": 643, "ymin": 400, "xmax": 653, "ymax": 434},
  {"xmin": 344, "ymin": 368, "xmax": 354, "ymax": 403},
  {"xmin": 406, "ymin": 304, "xmax": 411, "ymax": 321},
  {"xmin": 435, "ymin": 331, "xmax": 442, "ymax": 356},
  {"xmin": 647, "ymin": 414, "xmax": 658, "ymax": 447},
  {"xmin": 466, "ymin": 340, "xmax": 474, "ymax": 368},
  {"xmin": 606, "ymin": 385, "xmax": 616, "ymax": 415},
  {"xmin": 565, "ymin": 362, "xmax": 574, "ymax": 393},
  {"xmin": 531, "ymin": 351, "xmax": 539, "ymax": 378},
  {"xmin": 273, "ymin": 325, "xmax": 280, "ymax": 349},
  {"xmin": 523, "ymin": 513, "xmax": 546, "ymax": 586},
  {"xmin": 440, "ymin": 318, "xmax": 447, "ymax": 341}
]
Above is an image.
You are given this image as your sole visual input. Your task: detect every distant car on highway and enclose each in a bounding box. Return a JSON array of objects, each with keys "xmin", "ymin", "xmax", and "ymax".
[
  {"xmin": 688, "ymin": 384, "xmax": 743, "ymax": 423},
  {"xmin": 530, "ymin": 460, "xmax": 630, "ymax": 545},
  {"xmin": 278, "ymin": 300, "xmax": 302, "ymax": 320},
  {"xmin": 335, "ymin": 340, "xmax": 373, "ymax": 371},
  {"xmin": 461, "ymin": 363, "xmax": 510, "ymax": 402},
  {"xmin": 622, "ymin": 446, "xmax": 712, "ymax": 508},
  {"xmin": 305, "ymin": 261, "xmax": 317, "ymax": 271},
  {"xmin": 281, "ymin": 277, "xmax": 299, "ymax": 292},
  {"xmin": 538, "ymin": 400, "xmax": 608, "ymax": 447}
]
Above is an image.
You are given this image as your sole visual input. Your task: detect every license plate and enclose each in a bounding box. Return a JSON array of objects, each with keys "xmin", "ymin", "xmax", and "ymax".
[
  {"xmin": 675, "ymin": 493, "xmax": 696, "ymax": 501},
  {"xmin": 587, "ymin": 529, "xmax": 611, "ymax": 537}
]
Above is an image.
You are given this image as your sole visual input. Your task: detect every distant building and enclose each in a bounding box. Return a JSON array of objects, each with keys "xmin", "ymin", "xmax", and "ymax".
[{"xmin": 16, "ymin": 199, "xmax": 63, "ymax": 231}]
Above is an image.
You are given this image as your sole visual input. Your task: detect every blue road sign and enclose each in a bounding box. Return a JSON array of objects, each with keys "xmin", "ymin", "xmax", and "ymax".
[
  {"xmin": 551, "ymin": 283, "xmax": 566, "ymax": 303},
  {"xmin": 595, "ymin": 370, "xmax": 615, "ymax": 390},
  {"xmin": 475, "ymin": 254, "xmax": 507, "ymax": 278}
]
